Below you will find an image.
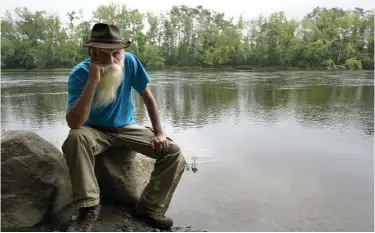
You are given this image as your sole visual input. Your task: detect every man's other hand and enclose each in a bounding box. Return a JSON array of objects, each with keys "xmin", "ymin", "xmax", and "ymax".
[{"xmin": 151, "ymin": 133, "xmax": 169, "ymax": 155}]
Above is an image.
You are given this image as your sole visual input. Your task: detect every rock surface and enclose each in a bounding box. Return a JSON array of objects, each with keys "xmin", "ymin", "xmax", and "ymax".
[
  {"xmin": 95, "ymin": 147, "xmax": 155, "ymax": 206},
  {"xmin": 1, "ymin": 130, "xmax": 72, "ymax": 229},
  {"xmin": 95, "ymin": 146, "xmax": 187, "ymax": 214},
  {"xmin": 1, "ymin": 130, "xmax": 206, "ymax": 232},
  {"xmin": 4, "ymin": 200, "xmax": 206, "ymax": 232}
]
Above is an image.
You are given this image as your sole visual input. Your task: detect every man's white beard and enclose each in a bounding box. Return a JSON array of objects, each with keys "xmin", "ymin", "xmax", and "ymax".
[{"xmin": 93, "ymin": 58, "xmax": 124, "ymax": 108}]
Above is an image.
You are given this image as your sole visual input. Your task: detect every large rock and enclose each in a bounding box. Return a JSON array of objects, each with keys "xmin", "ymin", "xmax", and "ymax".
[
  {"xmin": 1, "ymin": 131, "xmax": 72, "ymax": 230},
  {"xmin": 95, "ymin": 147, "xmax": 186, "ymax": 211},
  {"xmin": 1, "ymin": 130, "xmax": 187, "ymax": 231},
  {"xmin": 95, "ymin": 147, "xmax": 156, "ymax": 206}
]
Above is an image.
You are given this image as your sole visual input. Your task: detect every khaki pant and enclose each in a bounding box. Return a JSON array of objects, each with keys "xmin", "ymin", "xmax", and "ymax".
[{"xmin": 61, "ymin": 124, "xmax": 186, "ymax": 215}]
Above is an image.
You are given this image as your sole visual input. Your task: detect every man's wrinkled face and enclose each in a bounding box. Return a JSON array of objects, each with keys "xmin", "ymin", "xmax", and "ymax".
[
  {"xmin": 89, "ymin": 48, "xmax": 123, "ymax": 65},
  {"xmin": 89, "ymin": 47, "xmax": 125, "ymax": 108}
]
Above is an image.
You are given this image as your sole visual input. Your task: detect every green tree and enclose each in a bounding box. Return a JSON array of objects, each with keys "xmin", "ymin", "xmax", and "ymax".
[{"xmin": 1, "ymin": 4, "xmax": 373, "ymax": 70}]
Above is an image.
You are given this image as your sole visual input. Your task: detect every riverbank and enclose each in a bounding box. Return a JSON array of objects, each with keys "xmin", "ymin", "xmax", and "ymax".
[
  {"xmin": 2, "ymin": 65, "xmax": 373, "ymax": 73},
  {"xmin": 3, "ymin": 200, "xmax": 205, "ymax": 232},
  {"xmin": 1, "ymin": 130, "xmax": 206, "ymax": 232}
]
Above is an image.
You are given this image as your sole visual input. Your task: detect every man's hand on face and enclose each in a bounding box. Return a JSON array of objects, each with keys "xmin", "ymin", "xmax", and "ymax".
[
  {"xmin": 151, "ymin": 132, "xmax": 169, "ymax": 155},
  {"xmin": 88, "ymin": 48, "xmax": 106, "ymax": 85}
]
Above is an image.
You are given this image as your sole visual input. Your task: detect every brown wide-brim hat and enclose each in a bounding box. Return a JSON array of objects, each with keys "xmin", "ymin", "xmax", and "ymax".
[{"xmin": 82, "ymin": 23, "xmax": 131, "ymax": 49}]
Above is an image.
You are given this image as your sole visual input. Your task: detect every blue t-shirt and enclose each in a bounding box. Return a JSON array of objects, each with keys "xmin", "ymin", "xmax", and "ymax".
[{"xmin": 67, "ymin": 52, "xmax": 150, "ymax": 128}]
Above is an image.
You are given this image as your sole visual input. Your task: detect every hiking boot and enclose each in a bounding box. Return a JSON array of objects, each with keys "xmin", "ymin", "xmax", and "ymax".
[
  {"xmin": 67, "ymin": 205, "xmax": 100, "ymax": 232},
  {"xmin": 133, "ymin": 203, "xmax": 173, "ymax": 230}
]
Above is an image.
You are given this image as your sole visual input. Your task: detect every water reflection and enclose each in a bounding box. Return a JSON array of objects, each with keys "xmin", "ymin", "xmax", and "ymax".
[
  {"xmin": 1, "ymin": 70, "xmax": 374, "ymax": 231},
  {"xmin": 1, "ymin": 71, "xmax": 374, "ymax": 137}
]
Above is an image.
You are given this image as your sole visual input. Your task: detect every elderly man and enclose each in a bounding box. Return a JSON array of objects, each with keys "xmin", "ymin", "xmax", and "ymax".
[{"xmin": 62, "ymin": 23, "xmax": 186, "ymax": 231}]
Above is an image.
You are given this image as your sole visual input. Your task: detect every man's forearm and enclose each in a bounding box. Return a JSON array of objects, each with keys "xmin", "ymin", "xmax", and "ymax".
[
  {"xmin": 66, "ymin": 81, "xmax": 97, "ymax": 129},
  {"xmin": 145, "ymin": 97, "xmax": 164, "ymax": 135}
]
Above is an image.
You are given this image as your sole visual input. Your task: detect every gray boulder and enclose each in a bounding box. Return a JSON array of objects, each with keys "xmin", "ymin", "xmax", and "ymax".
[
  {"xmin": 95, "ymin": 147, "xmax": 155, "ymax": 206},
  {"xmin": 1, "ymin": 130, "xmax": 188, "ymax": 231},
  {"xmin": 95, "ymin": 147, "xmax": 186, "ymax": 213},
  {"xmin": 1, "ymin": 130, "xmax": 72, "ymax": 230}
]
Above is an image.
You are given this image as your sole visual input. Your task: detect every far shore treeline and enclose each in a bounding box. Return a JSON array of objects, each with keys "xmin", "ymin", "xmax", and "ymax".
[{"xmin": 1, "ymin": 4, "xmax": 374, "ymax": 70}]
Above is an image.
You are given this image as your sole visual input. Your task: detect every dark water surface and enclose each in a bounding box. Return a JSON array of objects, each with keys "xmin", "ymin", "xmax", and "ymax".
[{"xmin": 1, "ymin": 70, "xmax": 374, "ymax": 231}]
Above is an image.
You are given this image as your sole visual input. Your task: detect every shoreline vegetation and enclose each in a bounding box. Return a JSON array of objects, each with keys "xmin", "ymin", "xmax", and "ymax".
[
  {"xmin": 2, "ymin": 65, "xmax": 374, "ymax": 73},
  {"xmin": 1, "ymin": 4, "xmax": 373, "ymax": 71}
]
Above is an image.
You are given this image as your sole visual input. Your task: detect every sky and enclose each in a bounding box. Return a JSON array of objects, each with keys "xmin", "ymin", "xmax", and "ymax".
[{"xmin": 1, "ymin": 0, "xmax": 374, "ymax": 23}]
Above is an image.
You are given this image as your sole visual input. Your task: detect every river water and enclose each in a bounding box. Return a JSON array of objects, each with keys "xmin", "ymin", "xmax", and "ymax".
[{"xmin": 1, "ymin": 70, "xmax": 374, "ymax": 231}]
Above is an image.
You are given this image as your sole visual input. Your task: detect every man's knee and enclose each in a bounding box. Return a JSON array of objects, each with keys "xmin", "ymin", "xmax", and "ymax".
[
  {"xmin": 167, "ymin": 142, "xmax": 186, "ymax": 165},
  {"xmin": 62, "ymin": 128, "xmax": 91, "ymax": 153},
  {"xmin": 167, "ymin": 141, "xmax": 181, "ymax": 156}
]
